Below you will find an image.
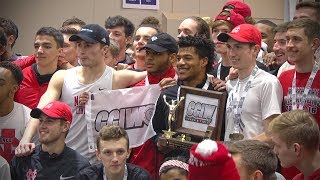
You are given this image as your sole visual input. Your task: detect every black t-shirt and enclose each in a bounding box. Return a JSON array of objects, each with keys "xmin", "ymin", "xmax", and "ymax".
[
  {"xmin": 76, "ymin": 163, "xmax": 151, "ymax": 180},
  {"xmin": 210, "ymin": 62, "xmax": 232, "ymax": 81},
  {"xmin": 209, "ymin": 61, "xmax": 268, "ymax": 81}
]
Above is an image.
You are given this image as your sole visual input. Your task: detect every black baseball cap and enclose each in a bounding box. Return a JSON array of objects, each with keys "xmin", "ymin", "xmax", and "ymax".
[
  {"xmin": 141, "ymin": 32, "xmax": 178, "ymax": 53},
  {"xmin": 69, "ymin": 24, "xmax": 110, "ymax": 45}
]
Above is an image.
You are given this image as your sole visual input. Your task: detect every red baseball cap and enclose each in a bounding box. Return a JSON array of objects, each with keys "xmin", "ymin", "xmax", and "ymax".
[
  {"xmin": 31, "ymin": 101, "xmax": 72, "ymax": 123},
  {"xmin": 223, "ymin": 0, "xmax": 251, "ymax": 18},
  {"xmin": 215, "ymin": 10, "xmax": 246, "ymax": 28},
  {"xmin": 217, "ymin": 24, "xmax": 262, "ymax": 48}
]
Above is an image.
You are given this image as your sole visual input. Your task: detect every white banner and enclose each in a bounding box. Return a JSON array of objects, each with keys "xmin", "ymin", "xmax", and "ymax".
[{"xmin": 86, "ymin": 85, "xmax": 160, "ymax": 150}]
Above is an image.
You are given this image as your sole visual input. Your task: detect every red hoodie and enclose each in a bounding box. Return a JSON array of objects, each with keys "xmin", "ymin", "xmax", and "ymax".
[{"xmin": 130, "ymin": 66, "xmax": 175, "ymax": 180}]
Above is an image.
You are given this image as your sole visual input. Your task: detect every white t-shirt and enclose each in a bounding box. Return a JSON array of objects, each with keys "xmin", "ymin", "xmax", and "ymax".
[
  {"xmin": 225, "ymin": 69, "xmax": 282, "ymax": 140},
  {"xmin": 0, "ymin": 102, "xmax": 31, "ymax": 162},
  {"xmin": 61, "ymin": 66, "xmax": 113, "ymax": 164},
  {"xmin": 277, "ymin": 61, "xmax": 295, "ymax": 77}
]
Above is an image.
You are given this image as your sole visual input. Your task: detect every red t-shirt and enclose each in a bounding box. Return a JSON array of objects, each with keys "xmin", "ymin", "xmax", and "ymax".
[
  {"xmin": 278, "ymin": 69, "xmax": 320, "ymax": 126},
  {"xmin": 14, "ymin": 65, "xmax": 49, "ymax": 109},
  {"xmin": 130, "ymin": 66, "xmax": 175, "ymax": 180},
  {"xmin": 293, "ymin": 168, "xmax": 320, "ymax": 180}
]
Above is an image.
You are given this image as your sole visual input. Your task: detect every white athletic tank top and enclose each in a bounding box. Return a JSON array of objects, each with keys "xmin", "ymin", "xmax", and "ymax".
[{"xmin": 61, "ymin": 66, "xmax": 113, "ymax": 164}]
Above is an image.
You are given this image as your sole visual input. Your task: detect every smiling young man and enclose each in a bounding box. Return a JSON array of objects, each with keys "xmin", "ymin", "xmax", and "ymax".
[
  {"xmin": 217, "ymin": 24, "xmax": 282, "ymax": 141},
  {"xmin": 76, "ymin": 125, "xmax": 151, "ymax": 180},
  {"xmin": 14, "ymin": 27, "xmax": 63, "ymax": 109},
  {"xmin": 152, "ymin": 35, "xmax": 218, "ymax": 148},
  {"xmin": 210, "ymin": 10, "xmax": 246, "ymax": 81},
  {"xmin": 11, "ymin": 101, "xmax": 90, "ymax": 180},
  {"xmin": 277, "ymin": 18, "xmax": 320, "ymax": 180},
  {"xmin": 279, "ymin": 18, "xmax": 320, "ymax": 125},
  {"xmin": 268, "ymin": 110, "xmax": 320, "ymax": 180}
]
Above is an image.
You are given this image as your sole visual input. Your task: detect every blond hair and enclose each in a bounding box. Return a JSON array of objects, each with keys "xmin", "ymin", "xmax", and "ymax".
[{"xmin": 268, "ymin": 110, "xmax": 319, "ymax": 150}]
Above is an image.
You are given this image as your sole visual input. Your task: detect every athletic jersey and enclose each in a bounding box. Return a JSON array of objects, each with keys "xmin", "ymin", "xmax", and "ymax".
[
  {"xmin": 60, "ymin": 66, "xmax": 113, "ymax": 164},
  {"xmin": 0, "ymin": 102, "xmax": 31, "ymax": 163}
]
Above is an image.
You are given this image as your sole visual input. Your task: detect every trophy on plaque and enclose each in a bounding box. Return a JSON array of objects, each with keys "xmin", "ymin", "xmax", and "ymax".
[{"xmin": 162, "ymin": 95, "xmax": 185, "ymax": 138}]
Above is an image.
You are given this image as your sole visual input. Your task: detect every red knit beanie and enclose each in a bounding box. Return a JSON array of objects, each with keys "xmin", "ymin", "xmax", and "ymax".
[{"xmin": 188, "ymin": 139, "xmax": 240, "ymax": 180}]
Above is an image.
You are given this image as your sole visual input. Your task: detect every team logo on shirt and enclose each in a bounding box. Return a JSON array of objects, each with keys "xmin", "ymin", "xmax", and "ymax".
[{"xmin": 0, "ymin": 129, "xmax": 19, "ymax": 162}]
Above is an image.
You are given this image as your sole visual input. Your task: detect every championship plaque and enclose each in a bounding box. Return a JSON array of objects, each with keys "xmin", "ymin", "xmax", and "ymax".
[{"xmin": 158, "ymin": 86, "xmax": 227, "ymax": 150}]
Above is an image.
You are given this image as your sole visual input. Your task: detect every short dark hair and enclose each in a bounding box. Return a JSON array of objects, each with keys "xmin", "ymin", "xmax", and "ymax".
[
  {"xmin": 0, "ymin": 61, "xmax": 23, "ymax": 85},
  {"xmin": 287, "ymin": 18, "xmax": 320, "ymax": 42},
  {"xmin": 105, "ymin": 15, "xmax": 135, "ymax": 37},
  {"xmin": 59, "ymin": 27, "xmax": 79, "ymax": 36},
  {"xmin": 227, "ymin": 140, "xmax": 278, "ymax": 180},
  {"xmin": 96, "ymin": 125, "xmax": 129, "ymax": 150},
  {"xmin": 177, "ymin": 36, "xmax": 215, "ymax": 72},
  {"xmin": 62, "ymin": 17, "xmax": 86, "ymax": 28},
  {"xmin": 273, "ymin": 22, "xmax": 289, "ymax": 33},
  {"xmin": 36, "ymin": 27, "xmax": 64, "ymax": 48},
  {"xmin": 187, "ymin": 16, "xmax": 211, "ymax": 40},
  {"xmin": 256, "ymin": 20, "xmax": 277, "ymax": 28},
  {"xmin": 0, "ymin": 17, "xmax": 19, "ymax": 47},
  {"xmin": 296, "ymin": 1, "xmax": 320, "ymax": 21}
]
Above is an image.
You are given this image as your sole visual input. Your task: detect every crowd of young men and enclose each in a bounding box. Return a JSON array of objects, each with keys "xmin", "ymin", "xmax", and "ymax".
[{"xmin": 0, "ymin": 0, "xmax": 320, "ymax": 179}]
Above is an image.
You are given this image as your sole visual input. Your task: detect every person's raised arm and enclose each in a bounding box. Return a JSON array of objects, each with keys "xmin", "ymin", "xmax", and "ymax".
[
  {"xmin": 16, "ymin": 70, "xmax": 66, "ymax": 156},
  {"xmin": 112, "ymin": 70, "xmax": 147, "ymax": 89},
  {"xmin": 13, "ymin": 55, "xmax": 36, "ymax": 70}
]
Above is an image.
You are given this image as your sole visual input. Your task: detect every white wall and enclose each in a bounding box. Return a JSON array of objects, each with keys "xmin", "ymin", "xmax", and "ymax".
[{"xmin": 0, "ymin": 0, "xmax": 284, "ymax": 55}]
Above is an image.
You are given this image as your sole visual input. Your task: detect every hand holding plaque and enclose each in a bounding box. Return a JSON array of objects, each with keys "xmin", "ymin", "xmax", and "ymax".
[{"xmin": 162, "ymin": 95, "xmax": 185, "ymax": 138}]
